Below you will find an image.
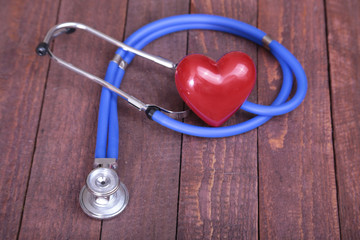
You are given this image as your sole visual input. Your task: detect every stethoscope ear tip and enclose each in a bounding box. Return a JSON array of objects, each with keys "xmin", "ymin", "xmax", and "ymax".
[
  {"xmin": 79, "ymin": 167, "xmax": 129, "ymax": 220},
  {"xmin": 35, "ymin": 42, "xmax": 49, "ymax": 56}
]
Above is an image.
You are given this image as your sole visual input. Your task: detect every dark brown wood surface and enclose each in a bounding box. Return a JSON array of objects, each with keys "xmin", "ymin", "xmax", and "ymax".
[
  {"xmin": 258, "ymin": 0, "xmax": 340, "ymax": 239},
  {"xmin": 0, "ymin": 0, "xmax": 60, "ymax": 239},
  {"xmin": 326, "ymin": 0, "xmax": 360, "ymax": 238},
  {"xmin": 177, "ymin": 1, "xmax": 258, "ymax": 239},
  {"xmin": 0, "ymin": 0, "xmax": 359, "ymax": 239}
]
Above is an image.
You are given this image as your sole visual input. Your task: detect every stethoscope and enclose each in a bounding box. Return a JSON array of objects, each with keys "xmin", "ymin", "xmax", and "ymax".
[{"xmin": 36, "ymin": 14, "xmax": 307, "ymax": 219}]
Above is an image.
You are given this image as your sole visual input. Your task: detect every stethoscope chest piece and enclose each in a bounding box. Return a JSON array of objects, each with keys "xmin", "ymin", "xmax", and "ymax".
[{"xmin": 79, "ymin": 159, "xmax": 129, "ymax": 219}]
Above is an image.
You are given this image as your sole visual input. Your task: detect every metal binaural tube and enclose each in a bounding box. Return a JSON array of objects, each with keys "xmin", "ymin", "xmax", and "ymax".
[{"xmin": 43, "ymin": 22, "xmax": 177, "ymax": 69}]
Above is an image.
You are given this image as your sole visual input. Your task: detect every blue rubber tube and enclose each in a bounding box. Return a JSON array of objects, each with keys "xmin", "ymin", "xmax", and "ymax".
[
  {"xmin": 95, "ymin": 61, "xmax": 118, "ymax": 158},
  {"xmin": 96, "ymin": 14, "xmax": 307, "ymax": 153},
  {"xmin": 117, "ymin": 18, "xmax": 306, "ymax": 115},
  {"xmin": 115, "ymin": 23, "xmax": 289, "ymax": 116},
  {"xmin": 107, "ymin": 69, "xmax": 125, "ymax": 158}
]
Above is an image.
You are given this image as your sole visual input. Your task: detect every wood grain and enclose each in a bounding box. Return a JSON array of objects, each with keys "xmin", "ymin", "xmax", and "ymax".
[
  {"xmin": 326, "ymin": 0, "xmax": 360, "ymax": 238},
  {"xmin": 0, "ymin": 0, "xmax": 60, "ymax": 239},
  {"xmin": 18, "ymin": 0, "xmax": 128, "ymax": 239},
  {"xmin": 100, "ymin": 0, "xmax": 189, "ymax": 239},
  {"xmin": 1, "ymin": 0, "xmax": 359, "ymax": 238},
  {"xmin": 258, "ymin": 0, "xmax": 340, "ymax": 238},
  {"xmin": 177, "ymin": 1, "xmax": 259, "ymax": 239}
]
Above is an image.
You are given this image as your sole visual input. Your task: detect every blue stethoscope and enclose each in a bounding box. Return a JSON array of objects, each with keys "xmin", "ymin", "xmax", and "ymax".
[{"xmin": 36, "ymin": 14, "xmax": 307, "ymax": 219}]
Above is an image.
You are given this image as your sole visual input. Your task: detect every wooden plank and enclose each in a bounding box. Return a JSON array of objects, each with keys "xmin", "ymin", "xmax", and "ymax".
[
  {"xmin": 177, "ymin": 1, "xmax": 258, "ymax": 239},
  {"xmin": 101, "ymin": 0, "xmax": 189, "ymax": 239},
  {"xmin": 0, "ymin": 0, "xmax": 60, "ymax": 239},
  {"xmin": 18, "ymin": 0, "xmax": 128, "ymax": 239},
  {"xmin": 326, "ymin": 0, "xmax": 360, "ymax": 238},
  {"xmin": 258, "ymin": 0, "xmax": 340, "ymax": 238}
]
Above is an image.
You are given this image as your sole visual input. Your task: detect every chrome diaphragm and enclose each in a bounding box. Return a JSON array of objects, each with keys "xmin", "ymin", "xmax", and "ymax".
[{"xmin": 79, "ymin": 159, "xmax": 129, "ymax": 219}]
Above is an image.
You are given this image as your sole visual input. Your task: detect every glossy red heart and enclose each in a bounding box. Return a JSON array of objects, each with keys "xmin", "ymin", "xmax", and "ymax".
[{"xmin": 175, "ymin": 52, "xmax": 256, "ymax": 127}]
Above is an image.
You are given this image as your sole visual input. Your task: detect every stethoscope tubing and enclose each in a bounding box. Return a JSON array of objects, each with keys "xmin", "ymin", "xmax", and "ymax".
[{"xmin": 96, "ymin": 14, "xmax": 307, "ymax": 156}]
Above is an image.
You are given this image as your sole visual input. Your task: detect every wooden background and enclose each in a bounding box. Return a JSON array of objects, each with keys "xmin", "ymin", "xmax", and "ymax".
[{"xmin": 1, "ymin": 0, "xmax": 359, "ymax": 239}]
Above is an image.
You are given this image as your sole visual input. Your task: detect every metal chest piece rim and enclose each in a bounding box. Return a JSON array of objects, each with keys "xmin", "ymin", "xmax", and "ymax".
[{"xmin": 79, "ymin": 158, "xmax": 129, "ymax": 220}]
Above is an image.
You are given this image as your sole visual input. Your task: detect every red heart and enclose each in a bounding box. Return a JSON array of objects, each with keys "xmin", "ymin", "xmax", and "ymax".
[{"xmin": 175, "ymin": 52, "xmax": 256, "ymax": 127}]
